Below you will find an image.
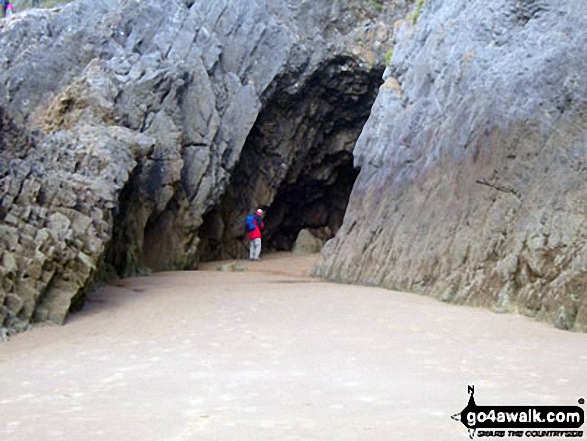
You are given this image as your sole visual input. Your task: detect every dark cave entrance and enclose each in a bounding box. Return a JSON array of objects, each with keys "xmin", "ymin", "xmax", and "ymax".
[
  {"xmin": 198, "ymin": 56, "xmax": 383, "ymax": 261},
  {"xmin": 264, "ymin": 157, "xmax": 359, "ymax": 251}
]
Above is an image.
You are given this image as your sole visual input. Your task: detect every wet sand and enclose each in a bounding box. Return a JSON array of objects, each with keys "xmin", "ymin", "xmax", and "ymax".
[{"xmin": 1, "ymin": 253, "xmax": 586, "ymax": 440}]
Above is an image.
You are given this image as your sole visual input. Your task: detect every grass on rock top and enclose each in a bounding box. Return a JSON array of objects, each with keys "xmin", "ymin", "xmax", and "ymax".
[{"xmin": 11, "ymin": 0, "xmax": 72, "ymax": 11}]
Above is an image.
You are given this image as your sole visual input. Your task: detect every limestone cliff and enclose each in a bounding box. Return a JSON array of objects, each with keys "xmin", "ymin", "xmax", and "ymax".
[
  {"xmin": 0, "ymin": 0, "xmax": 402, "ymax": 333},
  {"xmin": 5, "ymin": 0, "xmax": 584, "ymax": 335},
  {"xmin": 316, "ymin": 0, "xmax": 587, "ymax": 331}
]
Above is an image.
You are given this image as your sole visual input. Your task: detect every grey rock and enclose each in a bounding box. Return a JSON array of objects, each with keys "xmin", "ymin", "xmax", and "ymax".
[
  {"xmin": 315, "ymin": 0, "xmax": 587, "ymax": 331},
  {"xmin": 0, "ymin": 0, "xmax": 399, "ymax": 332}
]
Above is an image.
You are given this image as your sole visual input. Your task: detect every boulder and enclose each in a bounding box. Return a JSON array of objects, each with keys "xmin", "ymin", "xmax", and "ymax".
[{"xmin": 292, "ymin": 229, "xmax": 325, "ymax": 255}]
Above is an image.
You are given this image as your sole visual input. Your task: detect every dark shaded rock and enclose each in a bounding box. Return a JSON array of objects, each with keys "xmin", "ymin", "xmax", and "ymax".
[{"xmin": 197, "ymin": 56, "xmax": 384, "ymax": 260}]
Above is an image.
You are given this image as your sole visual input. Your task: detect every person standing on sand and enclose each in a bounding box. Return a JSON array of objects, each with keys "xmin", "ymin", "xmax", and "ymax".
[{"xmin": 245, "ymin": 208, "xmax": 265, "ymax": 261}]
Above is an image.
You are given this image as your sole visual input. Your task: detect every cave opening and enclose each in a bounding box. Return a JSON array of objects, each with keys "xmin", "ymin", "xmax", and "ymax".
[{"xmin": 198, "ymin": 56, "xmax": 384, "ymax": 262}]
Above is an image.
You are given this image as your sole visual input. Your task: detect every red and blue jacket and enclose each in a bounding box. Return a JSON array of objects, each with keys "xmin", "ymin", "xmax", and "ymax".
[{"xmin": 247, "ymin": 216, "xmax": 264, "ymax": 241}]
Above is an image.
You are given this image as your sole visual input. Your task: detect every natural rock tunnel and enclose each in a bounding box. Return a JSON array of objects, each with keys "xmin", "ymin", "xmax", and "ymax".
[
  {"xmin": 197, "ymin": 56, "xmax": 384, "ymax": 261},
  {"xmin": 2, "ymin": 0, "xmax": 587, "ymax": 335}
]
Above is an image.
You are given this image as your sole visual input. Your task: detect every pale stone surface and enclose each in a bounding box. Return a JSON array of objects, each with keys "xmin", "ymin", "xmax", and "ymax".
[
  {"xmin": 217, "ymin": 262, "xmax": 247, "ymax": 272},
  {"xmin": 292, "ymin": 229, "xmax": 324, "ymax": 255}
]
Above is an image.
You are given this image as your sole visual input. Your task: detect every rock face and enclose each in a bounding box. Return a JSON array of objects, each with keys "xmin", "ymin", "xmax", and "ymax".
[
  {"xmin": 315, "ymin": 0, "xmax": 587, "ymax": 330},
  {"xmin": 0, "ymin": 0, "xmax": 406, "ymax": 332},
  {"xmin": 0, "ymin": 108, "xmax": 154, "ymax": 331}
]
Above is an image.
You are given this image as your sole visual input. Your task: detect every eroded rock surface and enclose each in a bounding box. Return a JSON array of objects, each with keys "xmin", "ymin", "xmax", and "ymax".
[
  {"xmin": 0, "ymin": 0, "xmax": 405, "ymax": 332},
  {"xmin": 316, "ymin": 0, "xmax": 587, "ymax": 330}
]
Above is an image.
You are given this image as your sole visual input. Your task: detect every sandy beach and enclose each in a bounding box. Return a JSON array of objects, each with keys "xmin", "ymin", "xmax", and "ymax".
[{"xmin": 1, "ymin": 253, "xmax": 585, "ymax": 440}]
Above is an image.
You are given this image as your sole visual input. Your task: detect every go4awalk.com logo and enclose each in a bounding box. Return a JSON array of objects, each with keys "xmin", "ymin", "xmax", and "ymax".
[{"xmin": 452, "ymin": 386, "xmax": 585, "ymax": 439}]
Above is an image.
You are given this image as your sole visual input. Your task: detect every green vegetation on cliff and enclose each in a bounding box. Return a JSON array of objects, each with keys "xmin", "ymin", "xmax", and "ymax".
[
  {"xmin": 412, "ymin": 0, "xmax": 426, "ymax": 23},
  {"xmin": 12, "ymin": 0, "xmax": 72, "ymax": 11}
]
